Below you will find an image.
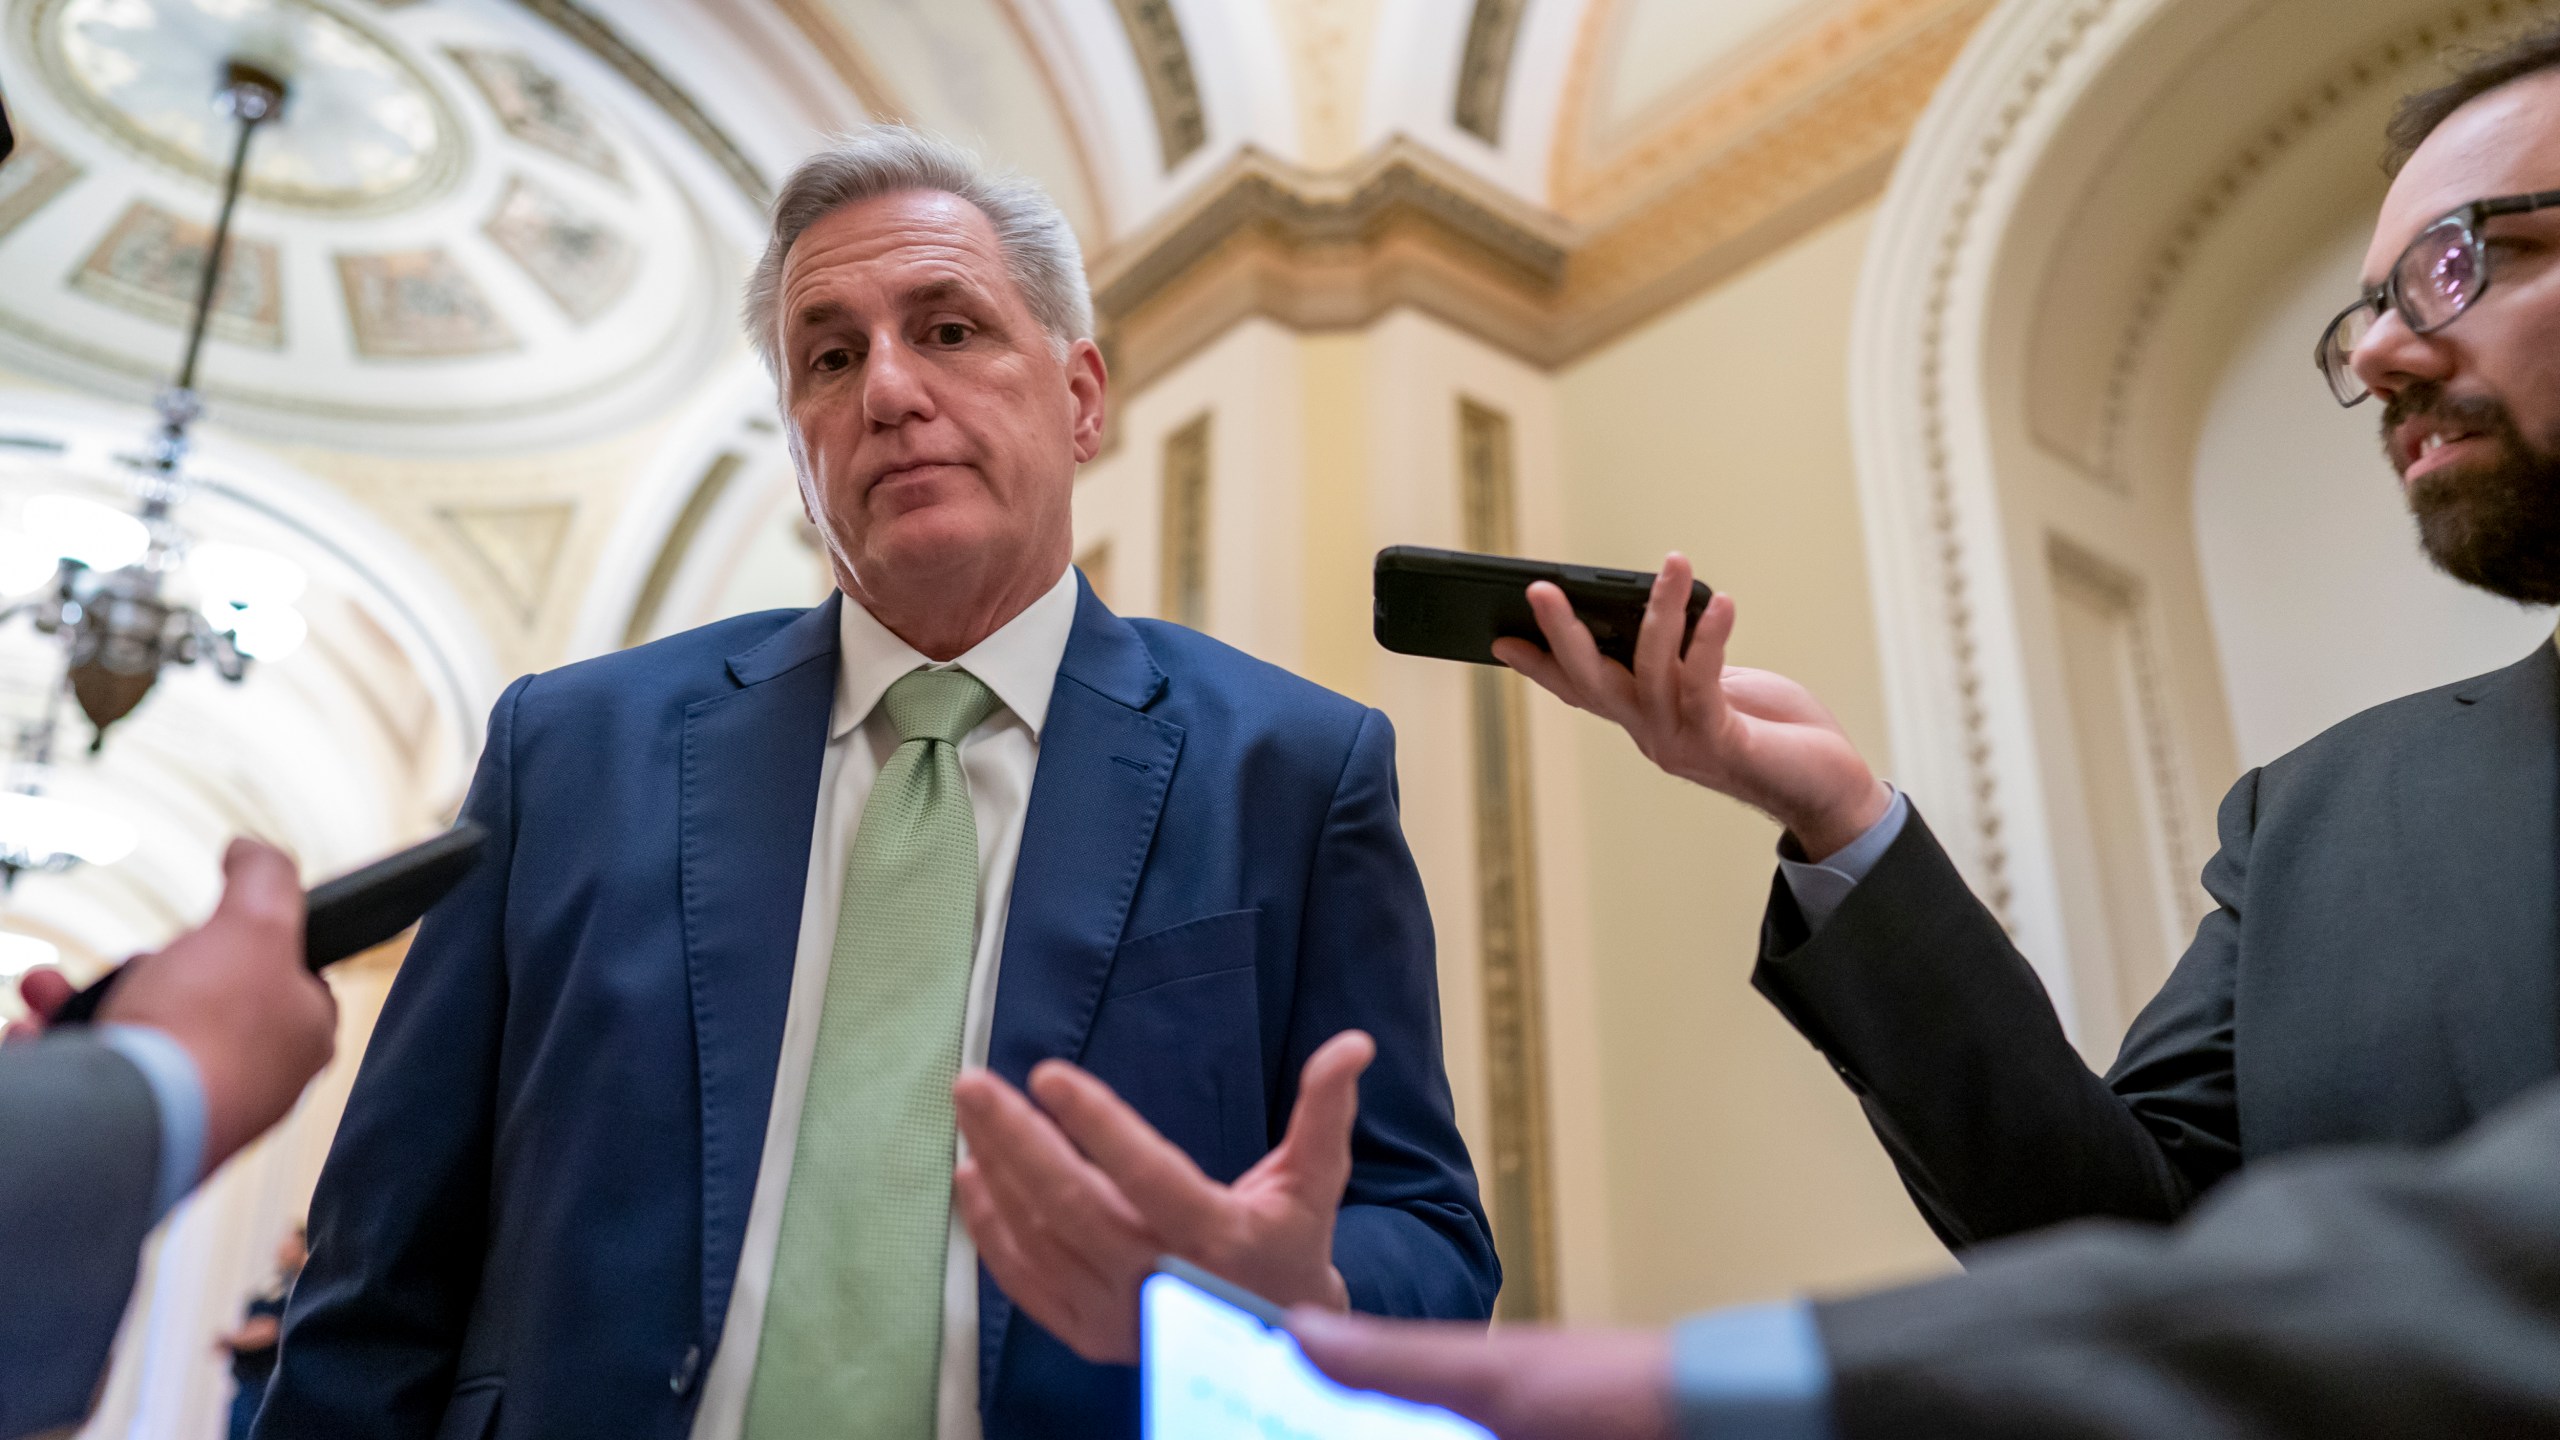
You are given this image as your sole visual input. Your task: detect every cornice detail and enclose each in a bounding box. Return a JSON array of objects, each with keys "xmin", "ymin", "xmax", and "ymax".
[
  {"xmin": 1091, "ymin": 4, "xmax": 1986, "ymax": 388},
  {"xmin": 1089, "ymin": 140, "xmax": 1570, "ymax": 390}
]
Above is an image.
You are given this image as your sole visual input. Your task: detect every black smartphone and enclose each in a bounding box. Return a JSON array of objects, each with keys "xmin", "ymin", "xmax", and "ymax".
[
  {"xmin": 1372, "ymin": 545, "xmax": 1713, "ymax": 668},
  {"xmin": 44, "ymin": 821, "xmax": 490, "ymax": 1026}
]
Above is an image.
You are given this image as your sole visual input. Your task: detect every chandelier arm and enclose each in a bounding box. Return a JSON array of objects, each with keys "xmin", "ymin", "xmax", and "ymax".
[{"xmin": 174, "ymin": 86, "xmax": 272, "ymax": 397}]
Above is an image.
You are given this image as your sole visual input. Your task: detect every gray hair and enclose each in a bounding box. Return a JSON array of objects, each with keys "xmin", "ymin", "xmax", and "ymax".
[{"xmin": 743, "ymin": 125, "xmax": 1093, "ymax": 378}]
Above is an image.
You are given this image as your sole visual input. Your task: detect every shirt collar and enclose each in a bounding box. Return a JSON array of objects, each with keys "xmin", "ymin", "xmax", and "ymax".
[{"xmin": 831, "ymin": 567, "xmax": 1079, "ymax": 743}]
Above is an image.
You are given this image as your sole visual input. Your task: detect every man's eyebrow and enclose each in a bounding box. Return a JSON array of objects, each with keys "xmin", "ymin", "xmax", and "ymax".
[
  {"xmin": 905, "ymin": 278, "xmax": 994, "ymax": 310},
  {"xmin": 790, "ymin": 298, "xmax": 847, "ymax": 333},
  {"xmin": 787, "ymin": 278, "xmax": 998, "ymax": 334}
]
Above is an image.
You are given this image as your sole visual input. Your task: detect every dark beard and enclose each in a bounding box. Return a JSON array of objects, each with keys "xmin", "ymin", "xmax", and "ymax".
[{"xmin": 2384, "ymin": 384, "xmax": 2560, "ymax": 605}]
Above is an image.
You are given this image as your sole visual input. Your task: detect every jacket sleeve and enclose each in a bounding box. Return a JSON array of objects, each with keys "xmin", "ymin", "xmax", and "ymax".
[
  {"xmin": 1295, "ymin": 708, "xmax": 1500, "ymax": 1322},
  {"xmin": 0, "ymin": 1036, "xmax": 161, "ymax": 1437},
  {"xmin": 256, "ymin": 676, "xmax": 529, "ymax": 1440},
  {"xmin": 1817, "ymin": 1071, "xmax": 2560, "ymax": 1439},
  {"xmin": 1750, "ymin": 778, "xmax": 2257, "ymax": 1250}
]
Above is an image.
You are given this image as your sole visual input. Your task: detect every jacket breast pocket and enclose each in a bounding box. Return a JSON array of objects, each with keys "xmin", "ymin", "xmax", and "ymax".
[
  {"xmin": 432, "ymin": 1377, "xmax": 502, "ymax": 1440},
  {"xmin": 1087, "ymin": 909, "xmax": 1264, "ymax": 1181}
]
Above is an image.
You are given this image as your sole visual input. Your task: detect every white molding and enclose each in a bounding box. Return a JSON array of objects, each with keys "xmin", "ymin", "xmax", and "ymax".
[
  {"xmin": 1165, "ymin": 0, "xmax": 1300, "ymax": 164},
  {"xmin": 1002, "ymin": 0, "xmax": 1151, "ymax": 233},
  {"xmin": 1848, "ymin": 0, "xmax": 2158, "ymax": 1030},
  {"xmin": 562, "ymin": 354, "xmax": 792, "ymax": 661},
  {"xmin": 1362, "ymin": 0, "xmax": 1596, "ymax": 207}
]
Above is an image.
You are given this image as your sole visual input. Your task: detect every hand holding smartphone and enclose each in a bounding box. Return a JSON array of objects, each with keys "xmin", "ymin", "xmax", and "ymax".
[
  {"xmin": 44, "ymin": 822, "xmax": 489, "ymax": 1026},
  {"xmin": 1372, "ymin": 546, "xmax": 1713, "ymax": 669}
]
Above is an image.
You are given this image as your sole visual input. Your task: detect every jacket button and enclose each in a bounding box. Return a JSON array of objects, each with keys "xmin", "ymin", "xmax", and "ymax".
[{"xmin": 670, "ymin": 1344, "xmax": 702, "ymax": 1397}]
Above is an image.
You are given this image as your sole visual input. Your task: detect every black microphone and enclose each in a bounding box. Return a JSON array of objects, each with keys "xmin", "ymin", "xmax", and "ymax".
[{"xmin": 46, "ymin": 822, "xmax": 490, "ymax": 1026}]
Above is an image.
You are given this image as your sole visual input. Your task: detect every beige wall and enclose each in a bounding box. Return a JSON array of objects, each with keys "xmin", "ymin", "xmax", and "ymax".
[
  {"xmin": 1068, "ymin": 200, "xmax": 1958, "ymax": 1327},
  {"xmin": 1551, "ymin": 204, "xmax": 1952, "ymax": 1321}
]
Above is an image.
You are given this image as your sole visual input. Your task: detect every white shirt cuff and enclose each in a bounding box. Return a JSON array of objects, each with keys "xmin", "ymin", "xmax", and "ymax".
[{"xmin": 1775, "ymin": 788, "xmax": 1910, "ymax": 934}]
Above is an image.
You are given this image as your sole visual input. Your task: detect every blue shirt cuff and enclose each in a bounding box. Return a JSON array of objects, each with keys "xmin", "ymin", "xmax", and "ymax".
[
  {"xmin": 97, "ymin": 1023, "xmax": 206, "ymax": 1221},
  {"xmin": 1775, "ymin": 788, "xmax": 1909, "ymax": 934},
  {"xmin": 1671, "ymin": 1299, "xmax": 1834, "ymax": 1440}
]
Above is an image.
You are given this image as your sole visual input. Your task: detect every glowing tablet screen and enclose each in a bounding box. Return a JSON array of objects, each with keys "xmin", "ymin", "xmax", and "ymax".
[{"xmin": 1141, "ymin": 1268, "xmax": 1494, "ymax": 1440}]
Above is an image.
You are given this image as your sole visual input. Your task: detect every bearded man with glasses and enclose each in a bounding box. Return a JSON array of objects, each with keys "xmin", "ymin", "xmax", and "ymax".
[
  {"xmin": 2319, "ymin": 179, "xmax": 2560, "ymax": 608},
  {"xmin": 1192, "ymin": 22, "xmax": 2560, "ymax": 1440}
]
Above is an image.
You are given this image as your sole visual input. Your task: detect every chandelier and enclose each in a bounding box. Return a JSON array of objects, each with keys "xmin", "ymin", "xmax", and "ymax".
[{"xmin": 0, "ymin": 60, "xmax": 307, "ymax": 881}]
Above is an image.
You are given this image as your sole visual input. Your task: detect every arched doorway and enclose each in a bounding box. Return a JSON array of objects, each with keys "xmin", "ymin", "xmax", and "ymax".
[{"xmin": 1852, "ymin": 0, "xmax": 2558, "ymax": 1051}]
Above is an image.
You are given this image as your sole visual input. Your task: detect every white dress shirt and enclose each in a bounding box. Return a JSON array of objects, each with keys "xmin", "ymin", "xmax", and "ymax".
[{"xmin": 689, "ymin": 568, "xmax": 1080, "ymax": 1440}]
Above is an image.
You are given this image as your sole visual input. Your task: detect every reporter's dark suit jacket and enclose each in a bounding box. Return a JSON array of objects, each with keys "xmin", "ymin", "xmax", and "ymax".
[
  {"xmin": 257, "ymin": 581, "xmax": 1496, "ymax": 1440},
  {"xmin": 1818, "ymin": 1067, "xmax": 2560, "ymax": 1436},
  {"xmin": 0, "ymin": 1036, "xmax": 161, "ymax": 1439},
  {"xmin": 1757, "ymin": 640, "xmax": 2560, "ymax": 1249}
]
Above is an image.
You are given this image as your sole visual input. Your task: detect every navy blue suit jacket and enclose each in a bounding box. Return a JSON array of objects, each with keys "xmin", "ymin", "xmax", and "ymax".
[{"xmin": 258, "ymin": 580, "xmax": 1495, "ymax": 1440}]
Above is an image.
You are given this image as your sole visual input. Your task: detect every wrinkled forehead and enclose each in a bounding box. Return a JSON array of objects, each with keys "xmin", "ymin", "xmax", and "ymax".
[
  {"xmin": 2366, "ymin": 71, "xmax": 2560, "ymax": 284},
  {"xmin": 779, "ymin": 189, "xmax": 1010, "ymax": 310}
]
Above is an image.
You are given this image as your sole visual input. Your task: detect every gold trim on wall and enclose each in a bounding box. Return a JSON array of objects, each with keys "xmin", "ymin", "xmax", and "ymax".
[
  {"xmin": 1549, "ymin": 0, "xmax": 1986, "ymax": 221},
  {"xmin": 1159, "ymin": 413, "xmax": 1212, "ymax": 628},
  {"xmin": 1454, "ymin": 0, "xmax": 1533, "ymax": 144},
  {"xmin": 1108, "ymin": 0, "xmax": 1209, "ymax": 170},
  {"xmin": 1457, "ymin": 397, "xmax": 1559, "ymax": 1323}
]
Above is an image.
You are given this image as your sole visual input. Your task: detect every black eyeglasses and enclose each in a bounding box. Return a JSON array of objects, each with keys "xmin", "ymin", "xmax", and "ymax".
[{"xmin": 2316, "ymin": 189, "xmax": 2560, "ymax": 406}]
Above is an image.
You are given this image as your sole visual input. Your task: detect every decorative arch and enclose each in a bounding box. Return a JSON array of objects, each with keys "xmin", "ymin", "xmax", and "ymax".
[{"xmin": 1851, "ymin": 0, "xmax": 2558, "ymax": 1047}]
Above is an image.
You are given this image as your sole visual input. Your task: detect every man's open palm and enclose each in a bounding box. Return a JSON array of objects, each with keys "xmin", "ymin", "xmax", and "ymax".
[{"xmin": 952, "ymin": 1030, "xmax": 1371, "ymax": 1363}]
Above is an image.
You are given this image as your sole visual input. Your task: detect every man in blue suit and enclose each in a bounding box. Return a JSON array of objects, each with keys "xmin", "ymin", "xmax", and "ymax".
[{"xmin": 256, "ymin": 126, "xmax": 1495, "ymax": 1440}]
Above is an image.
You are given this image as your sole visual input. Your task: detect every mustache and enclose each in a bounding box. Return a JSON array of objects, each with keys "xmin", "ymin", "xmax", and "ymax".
[{"xmin": 2381, "ymin": 383, "xmax": 2518, "ymax": 443}]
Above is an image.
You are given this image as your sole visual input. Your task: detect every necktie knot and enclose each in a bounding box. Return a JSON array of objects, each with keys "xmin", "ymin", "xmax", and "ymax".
[{"xmin": 880, "ymin": 667, "xmax": 1000, "ymax": 748}]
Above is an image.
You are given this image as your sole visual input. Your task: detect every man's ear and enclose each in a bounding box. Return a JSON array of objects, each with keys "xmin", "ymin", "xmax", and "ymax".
[{"xmin": 1067, "ymin": 339, "xmax": 1109, "ymax": 464}]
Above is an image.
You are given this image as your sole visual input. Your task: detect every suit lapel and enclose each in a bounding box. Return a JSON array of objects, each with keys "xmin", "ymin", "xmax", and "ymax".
[
  {"xmin": 978, "ymin": 579, "xmax": 1183, "ymax": 1407},
  {"xmin": 682, "ymin": 596, "xmax": 841, "ymax": 1351},
  {"xmin": 2426, "ymin": 640, "xmax": 2560, "ymax": 1122}
]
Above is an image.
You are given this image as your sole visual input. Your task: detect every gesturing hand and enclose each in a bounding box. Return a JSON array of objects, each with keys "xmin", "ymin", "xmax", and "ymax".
[
  {"xmin": 951, "ymin": 1029, "xmax": 1373, "ymax": 1365},
  {"xmin": 1493, "ymin": 552, "xmax": 1892, "ymax": 861},
  {"xmin": 1288, "ymin": 1310, "xmax": 1676, "ymax": 1440}
]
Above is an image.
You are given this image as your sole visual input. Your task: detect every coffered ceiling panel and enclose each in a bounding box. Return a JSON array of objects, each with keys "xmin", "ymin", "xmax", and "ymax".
[{"xmin": 0, "ymin": 0, "xmax": 743, "ymax": 453}]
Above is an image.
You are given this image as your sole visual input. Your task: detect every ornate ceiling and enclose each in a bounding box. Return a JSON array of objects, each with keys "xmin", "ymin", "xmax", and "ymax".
[
  {"xmin": 0, "ymin": 0, "xmax": 2001, "ymax": 796},
  {"xmin": 0, "ymin": 0, "xmax": 1983, "ymax": 458},
  {"xmin": 0, "ymin": 0, "xmax": 739, "ymax": 452}
]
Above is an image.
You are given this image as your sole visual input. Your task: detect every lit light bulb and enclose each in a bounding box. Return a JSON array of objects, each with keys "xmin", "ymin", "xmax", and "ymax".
[
  {"xmin": 0, "ymin": 530, "xmax": 59, "ymax": 595},
  {"xmin": 0, "ymin": 933, "xmax": 60, "ymax": 979},
  {"xmin": 25, "ymin": 496, "xmax": 148, "ymax": 571},
  {"xmin": 0, "ymin": 792, "xmax": 139, "ymax": 867},
  {"xmin": 222, "ymin": 602, "xmax": 307, "ymax": 661},
  {"xmin": 189, "ymin": 541, "xmax": 306, "ymax": 607}
]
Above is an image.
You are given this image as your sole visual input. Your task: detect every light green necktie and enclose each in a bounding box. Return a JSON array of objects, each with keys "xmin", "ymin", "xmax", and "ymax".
[{"xmin": 744, "ymin": 666, "xmax": 1002, "ymax": 1439}]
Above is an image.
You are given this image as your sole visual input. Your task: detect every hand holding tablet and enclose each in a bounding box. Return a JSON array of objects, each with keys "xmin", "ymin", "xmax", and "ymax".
[{"xmin": 1144, "ymin": 1259, "xmax": 1492, "ymax": 1440}]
